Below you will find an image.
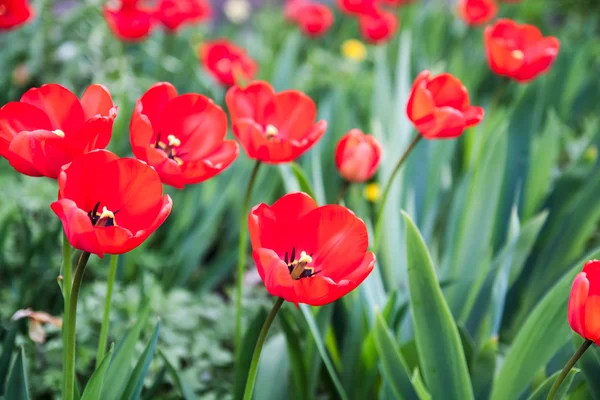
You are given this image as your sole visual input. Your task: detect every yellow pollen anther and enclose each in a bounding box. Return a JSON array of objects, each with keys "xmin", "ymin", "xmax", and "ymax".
[
  {"xmin": 167, "ymin": 134, "xmax": 181, "ymax": 147},
  {"xmin": 265, "ymin": 124, "xmax": 278, "ymax": 139},
  {"xmin": 511, "ymin": 49, "xmax": 524, "ymax": 61},
  {"xmin": 173, "ymin": 156, "xmax": 184, "ymax": 166},
  {"xmin": 52, "ymin": 129, "xmax": 65, "ymax": 138},
  {"xmin": 298, "ymin": 251, "xmax": 312, "ymax": 264},
  {"xmin": 99, "ymin": 206, "xmax": 115, "ymax": 221}
]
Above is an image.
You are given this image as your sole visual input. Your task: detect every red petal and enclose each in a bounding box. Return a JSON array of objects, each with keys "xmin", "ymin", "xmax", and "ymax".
[
  {"xmin": 414, "ymin": 106, "xmax": 467, "ymax": 139},
  {"xmin": 7, "ymin": 130, "xmax": 72, "ymax": 178},
  {"xmin": 104, "ymin": 6, "xmax": 154, "ymax": 41},
  {"xmin": 267, "ymin": 90, "xmax": 317, "ymax": 141},
  {"xmin": 51, "ymin": 199, "xmax": 104, "ymax": 257},
  {"xmin": 134, "ymin": 82, "xmax": 178, "ymax": 134},
  {"xmin": 463, "ymin": 106, "xmax": 485, "ymax": 127},
  {"xmin": 568, "ymin": 272, "xmax": 589, "ymax": 339},
  {"xmin": 407, "ymin": 71, "xmax": 435, "ymax": 124},
  {"xmin": 20, "ymin": 84, "xmax": 85, "ymax": 135},
  {"xmin": 253, "ymin": 248, "xmax": 298, "ymax": 304},
  {"xmin": 0, "ymin": 102, "xmax": 52, "ymax": 156},
  {"xmin": 80, "ymin": 84, "xmax": 116, "ymax": 120},
  {"xmin": 426, "ymin": 73, "xmax": 470, "ymax": 111},
  {"xmin": 226, "ymin": 81, "xmax": 276, "ymax": 125},
  {"xmin": 515, "ymin": 37, "xmax": 560, "ymax": 83},
  {"xmin": 585, "ymin": 296, "xmax": 600, "ymax": 343},
  {"xmin": 73, "ymin": 115, "xmax": 115, "ymax": 153},
  {"xmin": 180, "ymin": 140, "xmax": 239, "ymax": 185},
  {"xmin": 582, "ymin": 260, "xmax": 600, "ymax": 296},
  {"xmin": 233, "ymin": 119, "xmax": 297, "ymax": 163}
]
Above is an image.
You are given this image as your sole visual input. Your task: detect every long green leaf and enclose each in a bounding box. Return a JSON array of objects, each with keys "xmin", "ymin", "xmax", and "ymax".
[
  {"xmin": 5, "ymin": 347, "xmax": 29, "ymax": 400},
  {"xmin": 81, "ymin": 345, "xmax": 114, "ymax": 400},
  {"xmin": 253, "ymin": 334, "xmax": 290, "ymax": 400},
  {"xmin": 0, "ymin": 322, "xmax": 18, "ymax": 395},
  {"xmin": 279, "ymin": 311, "xmax": 308, "ymax": 400},
  {"xmin": 373, "ymin": 312, "xmax": 418, "ymax": 400},
  {"xmin": 158, "ymin": 350, "xmax": 198, "ymax": 400},
  {"xmin": 526, "ymin": 369, "xmax": 578, "ymax": 400},
  {"xmin": 403, "ymin": 212, "xmax": 474, "ymax": 400},
  {"xmin": 120, "ymin": 320, "xmax": 161, "ymax": 400},
  {"xmin": 290, "ymin": 163, "xmax": 316, "ymax": 200}
]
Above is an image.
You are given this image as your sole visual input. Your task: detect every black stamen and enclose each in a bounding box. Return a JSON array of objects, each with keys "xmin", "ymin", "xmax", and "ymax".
[
  {"xmin": 284, "ymin": 252, "xmax": 288, "ymax": 264},
  {"xmin": 290, "ymin": 247, "xmax": 296, "ymax": 263},
  {"xmin": 155, "ymin": 131, "xmax": 161, "ymax": 148},
  {"xmin": 92, "ymin": 201, "xmax": 100, "ymax": 216}
]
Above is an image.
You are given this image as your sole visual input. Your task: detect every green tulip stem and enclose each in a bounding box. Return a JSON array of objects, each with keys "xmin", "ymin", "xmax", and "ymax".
[
  {"xmin": 547, "ymin": 339, "xmax": 593, "ymax": 400},
  {"xmin": 337, "ymin": 180, "xmax": 351, "ymax": 204},
  {"xmin": 96, "ymin": 254, "xmax": 119, "ymax": 367},
  {"xmin": 61, "ymin": 233, "xmax": 73, "ymax": 398}
]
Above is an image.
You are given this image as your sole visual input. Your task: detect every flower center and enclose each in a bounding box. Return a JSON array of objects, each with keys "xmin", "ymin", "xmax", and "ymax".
[
  {"xmin": 87, "ymin": 202, "xmax": 120, "ymax": 227},
  {"xmin": 284, "ymin": 247, "xmax": 319, "ymax": 279},
  {"xmin": 511, "ymin": 49, "xmax": 524, "ymax": 61},
  {"xmin": 155, "ymin": 131, "xmax": 184, "ymax": 166},
  {"xmin": 52, "ymin": 129, "xmax": 65, "ymax": 138},
  {"xmin": 265, "ymin": 124, "xmax": 279, "ymax": 139}
]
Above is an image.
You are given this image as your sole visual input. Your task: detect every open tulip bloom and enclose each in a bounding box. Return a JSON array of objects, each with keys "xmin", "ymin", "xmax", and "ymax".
[
  {"xmin": 249, "ymin": 192, "xmax": 376, "ymax": 306},
  {"xmin": 130, "ymin": 82, "xmax": 239, "ymax": 188},
  {"xmin": 0, "ymin": 0, "xmax": 34, "ymax": 30},
  {"xmin": 0, "ymin": 83, "xmax": 117, "ymax": 178},
  {"xmin": 200, "ymin": 40, "xmax": 258, "ymax": 87}
]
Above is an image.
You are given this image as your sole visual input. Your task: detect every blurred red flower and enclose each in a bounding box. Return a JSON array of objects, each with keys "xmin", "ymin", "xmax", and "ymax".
[
  {"xmin": 484, "ymin": 19, "xmax": 560, "ymax": 83},
  {"xmin": 226, "ymin": 81, "xmax": 327, "ymax": 163},
  {"xmin": 457, "ymin": 0, "xmax": 497, "ymax": 26},
  {"xmin": 0, "ymin": 84, "xmax": 117, "ymax": 178},
  {"xmin": 0, "ymin": 0, "xmax": 34, "ymax": 30},
  {"xmin": 200, "ymin": 39, "xmax": 258, "ymax": 87},
  {"xmin": 104, "ymin": 0, "xmax": 156, "ymax": 41},
  {"xmin": 51, "ymin": 150, "xmax": 172, "ymax": 257},
  {"xmin": 156, "ymin": 0, "xmax": 211, "ymax": 31},
  {"xmin": 569, "ymin": 260, "xmax": 600, "ymax": 344},
  {"xmin": 249, "ymin": 192, "xmax": 375, "ymax": 306},
  {"xmin": 337, "ymin": 0, "xmax": 376, "ymax": 15},
  {"xmin": 358, "ymin": 9, "xmax": 398, "ymax": 44},
  {"xmin": 335, "ymin": 129, "xmax": 382, "ymax": 183},
  {"xmin": 407, "ymin": 71, "xmax": 484, "ymax": 139},
  {"xmin": 285, "ymin": 1, "xmax": 334, "ymax": 38},
  {"xmin": 130, "ymin": 82, "xmax": 239, "ymax": 189}
]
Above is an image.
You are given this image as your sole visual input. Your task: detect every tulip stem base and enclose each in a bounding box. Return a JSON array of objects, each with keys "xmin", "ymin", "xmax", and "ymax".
[
  {"xmin": 243, "ymin": 297, "xmax": 285, "ymax": 400},
  {"xmin": 547, "ymin": 339, "xmax": 593, "ymax": 399},
  {"xmin": 235, "ymin": 160, "xmax": 262, "ymax": 362},
  {"xmin": 373, "ymin": 134, "xmax": 422, "ymax": 252},
  {"xmin": 96, "ymin": 254, "xmax": 119, "ymax": 367},
  {"xmin": 63, "ymin": 251, "xmax": 91, "ymax": 400}
]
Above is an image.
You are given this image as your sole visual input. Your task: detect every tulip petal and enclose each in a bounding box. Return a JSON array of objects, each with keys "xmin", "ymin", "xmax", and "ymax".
[
  {"xmin": 51, "ymin": 199, "xmax": 104, "ymax": 257},
  {"xmin": 0, "ymin": 102, "xmax": 53, "ymax": 156},
  {"xmin": 226, "ymin": 81, "xmax": 275, "ymax": 124},
  {"xmin": 80, "ymin": 84, "xmax": 115, "ymax": 120},
  {"xmin": 180, "ymin": 140, "xmax": 239, "ymax": 185},
  {"xmin": 134, "ymin": 82, "xmax": 178, "ymax": 134},
  {"xmin": 253, "ymin": 248, "xmax": 297, "ymax": 304},
  {"xmin": 8, "ymin": 130, "xmax": 72, "ymax": 178},
  {"xmin": 426, "ymin": 73, "xmax": 470, "ymax": 111},
  {"xmin": 568, "ymin": 272, "xmax": 589, "ymax": 340},
  {"xmin": 414, "ymin": 106, "xmax": 466, "ymax": 139},
  {"xmin": 463, "ymin": 106, "xmax": 485, "ymax": 127},
  {"xmin": 585, "ymin": 295, "xmax": 600, "ymax": 343},
  {"xmin": 20, "ymin": 84, "xmax": 85, "ymax": 135}
]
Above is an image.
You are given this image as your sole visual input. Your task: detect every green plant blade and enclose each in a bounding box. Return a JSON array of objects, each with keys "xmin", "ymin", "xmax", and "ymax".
[
  {"xmin": 158, "ymin": 349, "xmax": 198, "ymax": 400},
  {"xmin": 81, "ymin": 344, "xmax": 114, "ymax": 400},
  {"xmin": 290, "ymin": 162, "xmax": 316, "ymax": 200},
  {"xmin": 373, "ymin": 311, "xmax": 418, "ymax": 400},
  {"xmin": 279, "ymin": 311, "xmax": 308, "ymax": 400},
  {"xmin": 5, "ymin": 347, "xmax": 29, "ymax": 400},
  {"xmin": 0, "ymin": 322, "xmax": 18, "ymax": 395},
  {"xmin": 526, "ymin": 369, "xmax": 578, "ymax": 400},
  {"xmin": 120, "ymin": 320, "xmax": 161, "ymax": 400},
  {"xmin": 234, "ymin": 308, "xmax": 268, "ymax": 400},
  {"xmin": 403, "ymin": 212, "xmax": 474, "ymax": 400}
]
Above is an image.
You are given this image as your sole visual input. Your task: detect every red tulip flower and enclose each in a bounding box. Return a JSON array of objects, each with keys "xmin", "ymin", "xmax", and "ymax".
[
  {"xmin": 104, "ymin": 0, "xmax": 156, "ymax": 42},
  {"xmin": 51, "ymin": 150, "xmax": 172, "ymax": 257},
  {"xmin": 335, "ymin": 129, "xmax": 382, "ymax": 183},
  {"xmin": 130, "ymin": 82, "xmax": 239, "ymax": 189},
  {"xmin": 458, "ymin": 0, "xmax": 497, "ymax": 26},
  {"xmin": 249, "ymin": 192, "xmax": 375, "ymax": 306},
  {"xmin": 0, "ymin": 84, "xmax": 117, "ymax": 178},
  {"xmin": 407, "ymin": 71, "xmax": 484, "ymax": 139},
  {"xmin": 0, "ymin": 0, "xmax": 34, "ymax": 30},
  {"xmin": 284, "ymin": 1, "xmax": 334, "ymax": 38},
  {"xmin": 226, "ymin": 81, "xmax": 327, "ymax": 163},
  {"xmin": 156, "ymin": 0, "xmax": 211, "ymax": 32},
  {"xmin": 484, "ymin": 19, "xmax": 560, "ymax": 83},
  {"xmin": 358, "ymin": 9, "xmax": 398, "ymax": 44},
  {"xmin": 569, "ymin": 260, "xmax": 600, "ymax": 344},
  {"xmin": 337, "ymin": 0, "xmax": 376, "ymax": 15},
  {"xmin": 200, "ymin": 40, "xmax": 258, "ymax": 87}
]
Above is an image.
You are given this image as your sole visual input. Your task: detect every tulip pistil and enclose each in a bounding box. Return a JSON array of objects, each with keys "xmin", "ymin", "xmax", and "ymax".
[
  {"xmin": 88, "ymin": 202, "xmax": 120, "ymax": 227},
  {"xmin": 265, "ymin": 124, "xmax": 279, "ymax": 139},
  {"xmin": 155, "ymin": 131, "xmax": 185, "ymax": 166},
  {"xmin": 53, "ymin": 129, "xmax": 65, "ymax": 138},
  {"xmin": 511, "ymin": 49, "xmax": 524, "ymax": 61},
  {"xmin": 285, "ymin": 247, "xmax": 319, "ymax": 279}
]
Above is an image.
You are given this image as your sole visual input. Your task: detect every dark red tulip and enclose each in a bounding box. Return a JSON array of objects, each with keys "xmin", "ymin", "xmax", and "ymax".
[
  {"xmin": 130, "ymin": 82, "xmax": 239, "ymax": 189},
  {"xmin": 51, "ymin": 150, "xmax": 172, "ymax": 257},
  {"xmin": 200, "ymin": 39, "xmax": 258, "ymax": 87},
  {"xmin": 484, "ymin": 19, "xmax": 560, "ymax": 83},
  {"xmin": 226, "ymin": 80, "xmax": 327, "ymax": 163},
  {"xmin": 358, "ymin": 8, "xmax": 398, "ymax": 44},
  {"xmin": 249, "ymin": 192, "xmax": 375, "ymax": 306},
  {"xmin": 569, "ymin": 260, "xmax": 600, "ymax": 344},
  {"xmin": 407, "ymin": 71, "xmax": 484, "ymax": 139},
  {"xmin": 0, "ymin": 84, "xmax": 117, "ymax": 178},
  {"xmin": 458, "ymin": 0, "xmax": 497, "ymax": 26},
  {"xmin": 0, "ymin": 0, "xmax": 34, "ymax": 30},
  {"xmin": 156, "ymin": 0, "xmax": 211, "ymax": 31},
  {"xmin": 104, "ymin": 0, "xmax": 156, "ymax": 42},
  {"xmin": 285, "ymin": 1, "xmax": 334, "ymax": 38},
  {"xmin": 335, "ymin": 129, "xmax": 382, "ymax": 183}
]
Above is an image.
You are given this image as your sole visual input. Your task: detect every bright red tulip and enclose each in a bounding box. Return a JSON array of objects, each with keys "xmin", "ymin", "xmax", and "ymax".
[
  {"xmin": 569, "ymin": 260, "xmax": 600, "ymax": 344},
  {"xmin": 484, "ymin": 19, "xmax": 560, "ymax": 83},
  {"xmin": 104, "ymin": 0, "xmax": 156, "ymax": 41},
  {"xmin": 0, "ymin": 84, "xmax": 117, "ymax": 178},
  {"xmin": 51, "ymin": 150, "xmax": 172, "ymax": 257},
  {"xmin": 130, "ymin": 82, "xmax": 239, "ymax": 189},
  {"xmin": 226, "ymin": 81, "xmax": 327, "ymax": 163},
  {"xmin": 337, "ymin": 0, "xmax": 376, "ymax": 15},
  {"xmin": 284, "ymin": 1, "xmax": 334, "ymax": 38},
  {"xmin": 407, "ymin": 71, "xmax": 484, "ymax": 139},
  {"xmin": 200, "ymin": 39, "xmax": 258, "ymax": 87},
  {"xmin": 458, "ymin": 0, "xmax": 497, "ymax": 26},
  {"xmin": 249, "ymin": 192, "xmax": 375, "ymax": 306},
  {"xmin": 358, "ymin": 8, "xmax": 398, "ymax": 44},
  {"xmin": 156, "ymin": 0, "xmax": 211, "ymax": 31},
  {"xmin": 0, "ymin": 0, "xmax": 34, "ymax": 30},
  {"xmin": 335, "ymin": 129, "xmax": 382, "ymax": 183}
]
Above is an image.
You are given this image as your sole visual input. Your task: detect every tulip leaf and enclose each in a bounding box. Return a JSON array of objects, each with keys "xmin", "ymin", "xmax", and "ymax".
[
  {"xmin": 253, "ymin": 334, "xmax": 290, "ymax": 400},
  {"xmin": 81, "ymin": 344, "xmax": 114, "ymax": 400},
  {"xmin": 491, "ymin": 247, "xmax": 600, "ymax": 400},
  {"xmin": 411, "ymin": 369, "xmax": 431, "ymax": 400},
  {"xmin": 158, "ymin": 349, "xmax": 198, "ymax": 400},
  {"xmin": 526, "ymin": 368, "xmax": 578, "ymax": 400},
  {"xmin": 234, "ymin": 307, "xmax": 268, "ymax": 400},
  {"xmin": 279, "ymin": 310, "xmax": 309, "ymax": 400},
  {"xmin": 403, "ymin": 212, "xmax": 474, "ymax": 400},
  {"xmin": 471, "ymin": 337, "xmax": 497, "ymax": 400},
  {"xmin": 0, "ymin": 322, "xmax": 19, "ymax": 395},
  {"xmin": 119, "ymin": 320, "xmax": 160, "ymax": 400},
  {"xmin": 271, "ymin": 31, "xmax": 302, "ymax": 91},
  {"xmin": 5, "ymin": 347, "xmax": 30, "ymax": 400},
  {"xmin": 290, "ymin": 162, "xmax": 316, "ymax": 200},
  {"xmin": 372, "ymin": 311, "xmax": 419, "ymax": 400}
]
